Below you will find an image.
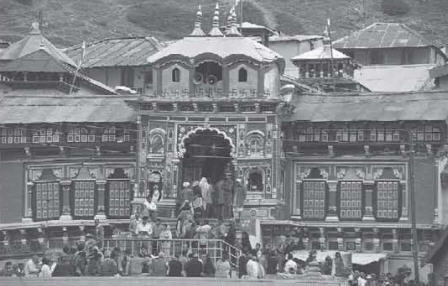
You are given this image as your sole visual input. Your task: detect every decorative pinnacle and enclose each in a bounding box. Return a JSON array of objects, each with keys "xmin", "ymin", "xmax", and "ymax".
[
  {"xmin": 190, "ymin": 5, "xmax": 205, "ymax": 37},
  {"xmin": 30, "ymin": 22, "xmax": 41, "ymax": 35},
  {"xmin": 208, "ymin": 2, "xmax": 223, "ymax": 37},
  {"xmin": 226, "ymin": 5, "xmax": 241, "ymax": 36}
]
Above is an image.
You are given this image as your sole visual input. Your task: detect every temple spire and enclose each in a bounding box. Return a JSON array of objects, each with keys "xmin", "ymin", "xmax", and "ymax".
[
  {"xmin": 190, "ymin": 5, "xmax": 205, "ymax": 37},
  {"xmin": 226, "ymin": 6, "xmax": 241, "ymax": 37},
  {"xmin": 30, "ymin": 22, "xmax": 41, "ymax": 35},
  {"xmin": 208, "ymin": 2, "xmax": 224, "ymax": 37}
]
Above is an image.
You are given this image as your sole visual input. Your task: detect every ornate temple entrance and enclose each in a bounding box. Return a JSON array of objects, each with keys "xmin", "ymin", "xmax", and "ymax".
[{"xmin": 181, "ymin": 128, "xmax": 234, "ymax": 185}]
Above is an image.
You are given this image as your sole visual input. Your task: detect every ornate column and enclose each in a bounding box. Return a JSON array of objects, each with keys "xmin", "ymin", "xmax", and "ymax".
[
  {"xmin": 62, "ymin": 227, "xmax": 69, "ymax": 245},
  {"xmin": 392, "ymin": 229, "xmax": 399, "ymax": 253},
  {"xmin": 373, "ymin": 228, "xmax": 381, "ymax": 253},
  {"xmin": 79, "ymin": 226, "xmax": 86, "ymax": 242},
  {"xmin": 326, "ymin": 180, "xmax": 339, "ymax": 222},
  {"xmin": 95, "ymin": 179, "xmax": 107, "ymax": 220},
  {"xmin": 37, "ymin": 228, "xmax": 46, "ymax": 248},
  {"xmin": 337, "ymin": 228, "xmax": 344, "ymax": 251},
  {"xmin": 319, "ymin": 227, "xmax": 326, "ymax": 250},
  {"xmin": 59, "ymin": 180, "xmax": 72, "ymax": 221},
  {"xmin": 363, "ymin": 180, "xmax": 375, "ymax": 221},
  {"xmin": 355, "ymin": 228, "xmax": 362, "ymax": 252},
  {"xmin": 2, "ymin": 231, "xmax": 9, "ymax": 247},
  {"xmin": 19, "ymin": 229, "xmax": 27, "ymax": 246},
  {"xmin": 23, "ymin": 181, "xmax": 34, "ymax": 222}
]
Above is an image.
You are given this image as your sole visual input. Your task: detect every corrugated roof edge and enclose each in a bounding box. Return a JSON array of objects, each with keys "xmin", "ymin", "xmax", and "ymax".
[
  {"xmin": 64, "ymin": 36, "xmax": 163, "ymax": 52},
  {"xmin": 334, "ymin": 22, "xmax": 444, "ymax": 52},
  {"xmin": 269, "ymin": 35, "xmax": 323, "ymax": 42}
]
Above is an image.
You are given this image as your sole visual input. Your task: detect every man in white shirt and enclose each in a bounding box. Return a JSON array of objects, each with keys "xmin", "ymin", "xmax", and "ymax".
[
  {"xmin": 357, "ymin": 272, "xmax": 367, "ymax": 286},
  {"xmin": 284, "ymin": 253, "xmax": 298, "ymax": 274},
  {"xmin": 136, "ymin": 216, "xmax": 153, "ymax": 237},
  {"xmin": 246, "ymin": 253, "xmax": 259, "ymax": 279},
  {"xmin": 24, "ymin": 255, "xmax": 40, "ymax": 277}
]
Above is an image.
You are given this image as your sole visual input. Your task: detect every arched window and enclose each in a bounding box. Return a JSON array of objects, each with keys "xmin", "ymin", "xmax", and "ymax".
[
  {"xmin": 172, "ymin": 68, "xmax": 180, "ymax": 82},
  {"xmin": 238, "ymin": 67, "xmax": 248, "ymax": 82},
  {"xmin": 248, "ymin": 168, "xmax": 264, "ymax": 192},
  {"xmin": 245, "ymin": 131, "xmax": 264, "ymax": 156},
  {"xmin": 150, "ymin": 134, "xmax": 164, "ymax": 154}
]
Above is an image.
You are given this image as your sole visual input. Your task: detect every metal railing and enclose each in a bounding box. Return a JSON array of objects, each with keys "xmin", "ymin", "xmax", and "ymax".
[{"xmin": 103, "ymin": 237, "xmax": 242, "ymax": 269}]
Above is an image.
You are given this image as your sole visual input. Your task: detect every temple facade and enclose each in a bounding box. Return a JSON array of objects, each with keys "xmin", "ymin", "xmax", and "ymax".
[{"xmin": 129, "ymin": 4, "xmax": 287, "ymax": 219}]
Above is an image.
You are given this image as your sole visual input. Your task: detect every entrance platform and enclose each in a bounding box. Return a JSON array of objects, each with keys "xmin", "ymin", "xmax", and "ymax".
[{"xmin": 0, "ymin": 276, "xmax": 346, "ymax": 286}]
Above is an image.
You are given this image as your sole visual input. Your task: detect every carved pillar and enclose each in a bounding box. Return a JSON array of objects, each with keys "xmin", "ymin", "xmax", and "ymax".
[
  {"xmin": 222, "ymin": 65, "xmax": 229, "ymax": 96},
  {"xmin": 37, "ymin": 228, "xmax": 45, "ymax": 247},
  {"xmin": 373, "ymin": 228, "xmax": 381, "ymax": 253},
  {"xmin": 2, "ymin": 231, "xmax": 9, "ymax": 247},
  {"xmin": 79, "ymin": 226, "xmax": 86, "ymax": 242},
  {"xmin": 95, "ymin": 179, "xmax": 107, "ymax": 220},
  {"xmin": 257, "ymin": 66, "xmax": 265, "ymax": 97},
  {"xmin": 23, "ymin": 181, "xmax": 34, "ymax": 222},
  {"xmin": 19, "ymin": 229, "xmax": 27, "ymax": 246},
  {"xmin": 337, "ymin": 228, "xmax": 344, "ymax": 251},
  {"xmin": 303, "ymin": 237, "xmax": 309, "ymax": 250},
  {"xmin": 62, "ymin": 227, "xmax": 69, "ymax": 245},
  {"xmin": 363, "ymin": 181, "xmax": 375, "ymax": 221},
  {"xmin": 60, "ymin": 180, "xmax": 72, "ymax": 221},
  {"xmin": 400, "ymin": 182, "xmax": 408, "ymax": 222},
  {"xmin": 326, "ymin": 181, "xmax": 339, "ymax": 222},
  {"xmin": 355, "ymin": 228, "xmax": 362, "ymax": 252},
  {"xmin": 319, "ymin": 227, "xmax": 326, "ymax": 250},
  {"xmin": 392, "ymin": 229, "xmax": 399, "ymax": 253}
]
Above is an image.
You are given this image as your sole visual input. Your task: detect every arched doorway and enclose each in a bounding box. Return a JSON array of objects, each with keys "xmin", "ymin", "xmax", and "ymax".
[{"xmin": 181, "ymin": 128, "xmax": 234, "ymax": 185}]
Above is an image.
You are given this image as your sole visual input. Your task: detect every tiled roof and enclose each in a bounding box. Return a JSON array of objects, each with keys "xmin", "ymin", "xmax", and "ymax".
[
  {"xmin": 0, "ymin": 95, "xmax": 136, "ymax": 124},
  {"xmin": 286, "ymin": 90, "xmax": 448, "ymax": 122},
  {"xmin": 334, "ymin": 23, "xmax": 434, "ymax": 49},
  {"xmin": 0, "ymin": 23, "xmax": 76, "ymax": 67},
  {"xmin": 292, "ymin": 46, "xmax": 350, "ymax": 61},
  {"xmin": 353, "ymin": 64, "xmax": 435, "ymax": 92},
  {"xmin": 147, "ymin": 36, "xmax": 285, "ymax": 72},
  {"xmin": 269, "ymin": 35, "xmax": 323, "ymax": 42},
  {"xmin": 65, "ymin": 37, "xmax": 162, "ymax": 68}
]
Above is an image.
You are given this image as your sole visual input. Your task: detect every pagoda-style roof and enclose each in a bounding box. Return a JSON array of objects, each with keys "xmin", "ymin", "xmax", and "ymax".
[
  {"xmin": 0, "ymin": 23, "xmax": 76, "ymax": 68},
  {"xmin": 147, "ymin": 36, "xmax": 285, "ymax": 72},
  {"xmin": 65, "ymin": 36, "xmax": 163, "ymax": 68},
  {"xmin": 334, "ymin": 22, "xmax": 436, "ymax": 50},
  {"xmin": 292, "ymin": 46, "xmax": 350, "ymax": 61},
  {"xmin": 285, "ymin": 90, "xmax": 448, "ymax": 122}
]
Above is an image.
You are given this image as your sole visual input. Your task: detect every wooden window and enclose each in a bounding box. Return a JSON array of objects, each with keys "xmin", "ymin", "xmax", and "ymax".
[
  {"xmin": 72, "ymin": 181, "xmax": 95, "ymax": 218},
  {"xmin": 172, "ymin": 68, "xmax": 180, "ymax": 82},
  {"xmin": 68, "ymin": 127, "xmax": 94, "ymax": 143},
  {"xmin": 339, "ymin": 181, "xmax": 363, "ymax": 220},
  {"xmin": 107, "ymin": 180, "xmax": 131, "ymax": 218},
  {"xmin": 0, "ymin": 127, "xmax": 26, "ymax": 144},
  {"xmin": 34, "ymin": 182, "xmax": 60, "ymax": 221},
  {"xmin": 238, "ymin": 68, "xmax": 248, "ymax": 82},
  {"xmin": 375, "ymin": 181, "xmax": 400, "ymax": 221},
  {"xmin": 149, "ymin": 133, "xmax": 165, "ymax": 154},
  {"xmin": 412, "ymin": 126, "xmax": 441, "ymax": 142},
  {"xmin": 32, "ymin": 128, "xmax": 59, "ymax": 144},
  {"xmin": 102, "ymin": 127, "xmax": 116, "ymax": 142},
  {"xmin": 302, "ymin": 180, "xmax": 327, "ymax": 220}
]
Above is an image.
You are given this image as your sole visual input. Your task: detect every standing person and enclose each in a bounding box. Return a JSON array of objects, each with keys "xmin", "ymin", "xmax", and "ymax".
[
  {"xmin": 136, "ymin": 215, "xmax": 153, "ymax": 255},
  {"xmin": 334, "ymin": 252, "xmax": 346, "ymax": 277},
  {"xmin": 167, "ymin": 254, "xmax": 183, "ymax": 277},
  {"xmin": 52, "ymin": 246, "xmax": 75, "ymax": 277},
  {"xmin": 178, "ymin": 250, "xmax": 189, "ymax": 276},
  {"xmin": 246, "ymin": 253, "xmax": 259, "ymax": 279},
  {"xmin": 24, "ymin": 255, "xmax": 40, "ymax": 277},
  {"xmin": 94, "ymin": 219, "xmax": 104, "ymax": 248},
  {"xmin": 74, "ymin": 243, "xmax": 87, "ymax": 276},
  {"xmin": 86, "ymin": 247, "xmax": 102, "ymax": 276},
  {"xmin": 238, "ymin": 252, "xmax": 248, "ymax": 278},
  {"xmin": 159, "ymin": 224, "xmax": 173, "ymax": 256},
  {"xmin": 196, "ymin": 220, "xmax": 212, "ymax": 250},
  {"xmin": 100, "ymin": 250, "xmax": 118, "ymax": 277},
  {"xmin": 184, "ymin": 253, "xmax": 203, "ymax": 277},
  {"xmin": 0, "ymin": 262, "xmax": 13, "ymax": 277},
  {"xmin": 203, "ymin": 254, "xmax": 215, "ymax": 277},
  {"xmin": 150, "ymin": 252, "xmax": 168, "ymax": 276},
  {"xmin": 129, "ymin": 212, "xmax": 139, "ymax": 235},
  {"xmin": 215, "ymin": 177, "xmax": 226, "ymax": 219},
  {"xmin": 149, "ymin": 184, "xmax": 162, "ymax": 220},
  {"xmin": 216, "ymin": 253, "xmax": 231, "ymax": 278},
  {"xmin": 199, "ymin": 177, "xmax": 212, "ymax": 217},
  {"xmin": 39, "ymin": 257, "xmax": 53, "ymax": 278},
  {"xmin": 223, "ymin": 173, "xmax": 234, "ymax": 218},
  {"xmin": 177, "ymin": 182, "xmax": 194, "ymax": 214},
  {"xmin": 284, "ymin": 253, "xmax": 297, "ymax": 274},
  {"xmin": 321, "ymin": 256, "xmax": 333, "ymax": 275},
  {"xmin": 233, "ymin": 178, "xmax": 246, "ymax": 218},
  {"xmin": 192, "ymin": 192, "xmax": 203, "ymax": 220}
]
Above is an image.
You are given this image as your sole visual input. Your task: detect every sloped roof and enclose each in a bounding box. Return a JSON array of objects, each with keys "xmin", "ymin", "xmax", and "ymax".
[
  {"xmin": 147, "ymin": 36, "xmax": 285, "ymax": 72},
  {"xmin": 0, "ymin": 23, "xmax": 76, "ymax": 67},
  {"xmin": 65, "ymin": 37, "xmax": 163, "ymax": 68},
  {"xmin": 0, "ymin": 95, "xmax": 136, "ymax": 124},
  {"xmin": 334, "ymin": 23, "xmax": 434, "ymax": 49},
  {"xmin": 354, "ymin": 64, "xmax": 435, "ymax": 92},
  {"xmin": 286, "ymin": 90, "xmax": 448, "ymax": 122},
  {"xmin": 292, "ymin": 46, "xmax": 350, "ymax": 61},
  {"xmin": 270, "ymin": 35, "xmax": 323, "ymax": 43}
]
